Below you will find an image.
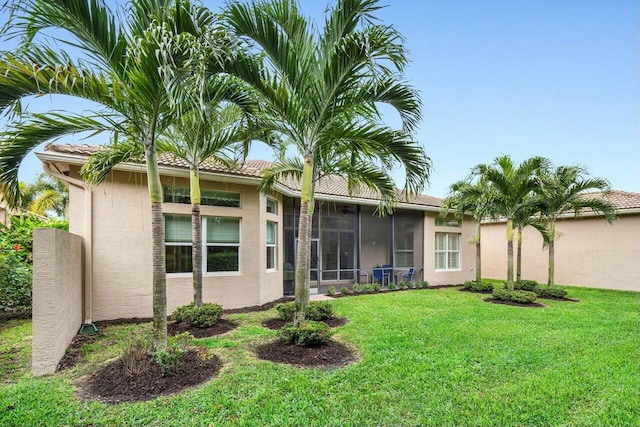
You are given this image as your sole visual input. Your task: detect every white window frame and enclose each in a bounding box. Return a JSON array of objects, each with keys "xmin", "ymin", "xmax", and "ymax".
[
  {"xmin": 165, "ymin": 215, "xmax": 241, "ymax": 276},
  {"xmin": 435, "ymin": 232, "xmax": 461, "ymax": 271},
  {"xmin": 266, "ymin": 198, "xmax": 278, "ymax": 214},
  {"xmin": 266, "ymin": 221, "xmax": 277, "ymax": 271}
]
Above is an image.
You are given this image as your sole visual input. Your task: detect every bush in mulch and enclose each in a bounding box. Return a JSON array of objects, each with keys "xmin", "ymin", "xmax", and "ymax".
[
  {"xmin": 462, "ymin": 280, "xmax": 494, "ymax": 293},
  {"xmin": 172, "ymin": 303, "xmax": 223, "ymax": 328},
  {"xmin": 276, "ymin": 301, "xmax": 335, "ymax": 322},
  {"xmin": 168, "ymin": 318, "xmax": 237, "ymax": 338},
  {"xmin": 483, "ymin": 297, "xmax": 545, "ymax": 308},
  {"xmin": 256, "ymin": 339, "xmax": 356, "ymax": 369},
  {"xmin": 262, "ymin": 316, "xmax": 347, "ymax": 330},
  {"xmin": 78, "ymin": 348, "xmax": 221, "ymax": 403}
]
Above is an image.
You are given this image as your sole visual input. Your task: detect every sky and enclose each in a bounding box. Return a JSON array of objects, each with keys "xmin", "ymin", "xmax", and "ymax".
[{"xmin": 1, "ymin": 0, "xmax": 638, "ymax": 198}]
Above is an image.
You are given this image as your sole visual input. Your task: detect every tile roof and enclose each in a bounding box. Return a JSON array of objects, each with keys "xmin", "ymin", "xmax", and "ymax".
[
  {"xmin": 581, "ymin": 190, "xmax": 640, "ymax": 212},
  {"xmin": 44, "ymin": 144, "xmax": 442, "ymax": 208}
]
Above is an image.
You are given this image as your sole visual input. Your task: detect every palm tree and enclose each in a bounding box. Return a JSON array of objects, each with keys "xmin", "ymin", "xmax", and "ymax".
[
  {"xmin": 20, "ymin": 173, "xmax": 69, "ymax": 218},
  {"xmin": 475, "ymin": 155, "xmax": 549, "ymax": 290},
  {"xmin": 444, "ymin": 176, "xmax": 496, "ymax": 283},
  {"xmin": 0, "ymin": 0, "xmax": 223, "ymax": 350},
  {"xmin": 224, "ymin": 0, "xmax": 430, "ymax": 323},
  {"xmin": 536, "ymin": 165, "xmax": 616, "ymax": 286},
  {"xmin": 512, "ymin": 204, "xmax": 548, "ymax": 282},
  {"xmin": 82, "ymin": 82, "xmax": 262, "ymax": 308}
]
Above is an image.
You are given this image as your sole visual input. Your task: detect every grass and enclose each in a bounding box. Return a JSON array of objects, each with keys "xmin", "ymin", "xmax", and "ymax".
[{"xmin": 1, "ymin": 286, "xmax": 638, "ymax": 426}]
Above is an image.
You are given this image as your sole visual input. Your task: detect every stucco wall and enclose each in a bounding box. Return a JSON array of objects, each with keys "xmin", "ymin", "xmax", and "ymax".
[
  {"xmin": 481, "ymin": 214, "xmax": 640, "ymax": 291},
  {"xmin": 32, "ymin": 228, "xmax": 83, "ymax": 376},
  {"xmin": 423, "ymin": 213, "xmax": 475, "ymax": 285},
  {"xmin": 68, "ymin": 168, "xmax": 283, "ymax": 320}
]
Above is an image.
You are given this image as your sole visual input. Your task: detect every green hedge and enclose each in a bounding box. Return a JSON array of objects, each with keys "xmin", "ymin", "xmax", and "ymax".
[{"xmin": 280, "ymin": 320, "xmax": 332, "ymax": 346}]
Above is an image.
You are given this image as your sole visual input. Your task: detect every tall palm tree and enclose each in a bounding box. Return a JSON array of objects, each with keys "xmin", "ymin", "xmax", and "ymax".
[
  {"xmin": 536, "ymin": 165, "xmax": 616, "ymax": 286},
  {"xmin": 475, "ymin": 155, "xmax": 549, "ymax": 290},
  {"xmin": 224, "ymin": 0, "xmax": 430, "ymax": 324},
  {"xmin": 82, "ymin": 85, "xmax": 261, "ymax": 308},
  {"xmin": 0, "ymin": 0, "xmax": 223, "ymax": 350},
  {"xmin": 444, "ymin": 176, "xmax": 496, "ymax": 283},
  {"xmin": 512, "ymin": 204, "xmax": 548, "ymax": 282}
]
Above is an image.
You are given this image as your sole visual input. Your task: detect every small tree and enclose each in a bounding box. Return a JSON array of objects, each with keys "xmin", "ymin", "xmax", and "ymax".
[
  {"xmin": 536, "ymin": 165, "xmax": 616, "ymax": 286},
  {"xmin": 444, "ymin": 177, "xmax": 496, "ymax": 283},
  {"xmin": 475, "ymin": 156, "xmax": 549, "ymax": 290}
]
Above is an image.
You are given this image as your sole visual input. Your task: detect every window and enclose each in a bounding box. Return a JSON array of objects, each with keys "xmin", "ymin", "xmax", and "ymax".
[
  {"xmin": 266, "ymin": 221, "xmax": 277, "ymax": 269},
  {"xmin": 165, "ymin": 214, "xmax": 193, "ymax": 273},
  {"xmin": 394, "ymin": 215, "xmax": 417, "ymax": 268},
  {"xmin": 165, "ymin": 215, "xmax": 240, "ymax": 273},
  {"xmin": 164, "ymin": 186, "xmax": 240, "ymax": 207},
  {"xmin": 436, "ymin": 216, "xmax": 461, "ymax": 227},
  {"xmin": 435, "ymin": 232, "xmax": 460, "ymax": 270},
  {"xmin": 206, "ymin": 217, "xmax": 240, "ymax": 272},
  {"xmin": 266, "ymin": 198, "xmax": 277, "ymax": 214}
]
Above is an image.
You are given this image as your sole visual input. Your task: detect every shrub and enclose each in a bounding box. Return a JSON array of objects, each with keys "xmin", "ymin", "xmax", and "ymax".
[
  {"xmin": 275, "ymin": 302, "xmax": 296, "ymax": 321},
  {"xmin": 276, "ymin": 301, "xmax": 334, "ymax": 321},
  {"xmin": 340, "ymin": 286, "xmax": 350, "ymax": 295},
  {"xmin": 463, "ymin": 280, "xmax": 494, "ymax": 293},
  {"xmin": 0, "ymin": 245, "xmax": 32, "ymax": 311},
  {"xmin": 121, "ymin": 335, "xmax": 152, "ymax": 376},
  {"xmin": 326, "ymin": 286, "xmax": 336, "ymax": 296},
  {"xmin": 515, "ymin": 280, "xmax": 539, "ymax": 292},
  {"xmin": 535, "ymin": 286, "xmax": 568, "ymax": 299},
  {"xmin": 372, "ymin": 282, "xmax": 381, "ymax": 292},
  {"xmin": 352, "ymin": 283, "xmax": 362, "ymax": 294},
  {"xmin": 171, "ymin": 303, "xmax": 223, "ymax": 328},
  {"xmin": 418, "ymin": 281, "xmax": 429, "ymax": 289},
  {"xmin": 388, "ymin": 282, "xmax": 397, "ymax": 291},
  {"xmin": 363, "ymin": 284, "xmax": 373, "ymax": 293},
  {"xmin": 153, "ymin": 347, "xmax": 184, "ymax": 376},
  {"xmin": 152, "ymin": 332, "xmax": 194, "ymax": 376},
  {"xmin": 492, "ymin": 288, "xmax": 537, "ymax": 304},
  {"xmin": 407, "ymin": 281, "xmax": 416, "ymax": 289},
  {"xmin": 305, "ymin": 301, "xmax": 335, "ymax": 321},
  {"xmin": 280, "ymin": 320, "xmax": 333, "ymax": 347}
]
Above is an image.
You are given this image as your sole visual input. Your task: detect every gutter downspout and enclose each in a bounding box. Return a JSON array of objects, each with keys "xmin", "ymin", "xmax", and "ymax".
[{"xmin": 42, "ymin": 162, "xmax": 96, "ymax": 334}]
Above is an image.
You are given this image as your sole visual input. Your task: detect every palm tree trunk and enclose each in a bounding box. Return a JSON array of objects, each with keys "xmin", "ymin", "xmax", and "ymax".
[
  {"xmin": 294, "ymin": 201, "xmax": 311, "ymax": 325},
  {"xmin": 293, "ymin": 156, "xmax": 314, "ymax": 325},
  {"xmin": 190, "ymin": 168, "xmax": 202, "ymax": 308},
  {"xmin": 506, "ymin": 218, "xmax": 514, "ymax": 290},
  {"xmin": 475, "ymin": 221, "xmax": 481, "ymax": 283},
  {"xmin": 548, "ymin": 221, "xmax": 556, "ymax": 287},
  {"xmin": 516, "ymin": 226, "xmax": 523, "ymax": 282},
  {"xmin": 145, "ymin": 146, "xmax": 167, "ymax": 351}
]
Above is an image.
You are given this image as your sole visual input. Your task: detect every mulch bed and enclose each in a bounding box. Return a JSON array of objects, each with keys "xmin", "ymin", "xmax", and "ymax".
[
  {"xmin": 459, "ymin": 288, "xmax": 492, "ymax": 294},
  {"xmin": 483, "ymin": 298, "xmax": 546, "ymax": 308},
  {"xmin": 168, "ymin": 318, "xmax": 238, "ymax": 338},
  {"xmin": 224, "ymin": 297, "xmax": 293, "ymax": 314},
  {"xmin": 256, "ymin": 339, "xmax": 356, "ymax": 369},
  {"xmin": 77, "ymin": 349, "xmax": 221, "ymax": 403},
  {"xmin": 57, "ymin": 333, "xmax": 102, "ymax": 371},
  {"xmin": 262, "ymin": 316, "xmax": 348, "ymax": 330},
  {"xmin": 537, "ymin": 296, "xmax": 580, "ymax": 302}
]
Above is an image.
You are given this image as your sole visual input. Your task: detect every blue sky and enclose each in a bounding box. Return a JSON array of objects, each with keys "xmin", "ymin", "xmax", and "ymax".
[{"xmin": 1, "ymin": 0, "xmax": 638, "ymax": 198}]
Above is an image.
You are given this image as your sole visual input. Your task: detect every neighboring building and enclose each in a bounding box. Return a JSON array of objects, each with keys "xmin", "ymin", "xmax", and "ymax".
[
  {"xmin": 36, "ymin": 144, "xmax": 475, "ymax": 321},
  {"xmin": 0, "ymin": 192, "xmax": 21, "ymax": 227},
  {"xmin": 481, "ymin": 191, "xmax": 640, "ymax": 291}
]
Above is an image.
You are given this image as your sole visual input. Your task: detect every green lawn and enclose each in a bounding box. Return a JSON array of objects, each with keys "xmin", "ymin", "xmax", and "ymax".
[{"xmin": 1, "ymin": 287, "xmax": 638, "ymax": 426}]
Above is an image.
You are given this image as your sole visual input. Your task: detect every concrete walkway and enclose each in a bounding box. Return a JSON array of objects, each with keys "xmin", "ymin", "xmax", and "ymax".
[{"xmin": 310, "ymin": 294, "xmax": 334, "ymax": 301}]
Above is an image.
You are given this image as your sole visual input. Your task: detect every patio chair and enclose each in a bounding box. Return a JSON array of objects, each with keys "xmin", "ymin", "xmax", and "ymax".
[
  {"xmin": 372, "ymin": 267, "xmax": 390, "ymax": 287},
  {"xmin": 398, "ymin": 267, "xmax": 415, "ymax": 284}
]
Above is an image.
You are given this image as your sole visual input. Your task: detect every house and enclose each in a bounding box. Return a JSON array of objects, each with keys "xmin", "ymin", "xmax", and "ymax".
[
  {"xmin": 481, "ymin": 190, "xmax": 640, "ymax": 291},
  {"xmin": 35, "ymin": 143, "xmax": 476, "ymax": 321},
  {"xmin": 0, "ymin": 193, "xmax": 18, "ymax": 226}
]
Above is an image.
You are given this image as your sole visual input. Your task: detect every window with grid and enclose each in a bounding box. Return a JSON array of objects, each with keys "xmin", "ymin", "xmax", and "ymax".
[
  {"xmin": 266, "ymin": 221, "xmax": 277, "ymax": 270},
  {"xmin": 435, "ymin": 232, "xmax": 460, "ymax": 270}
]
